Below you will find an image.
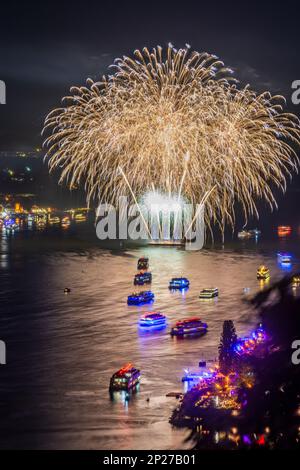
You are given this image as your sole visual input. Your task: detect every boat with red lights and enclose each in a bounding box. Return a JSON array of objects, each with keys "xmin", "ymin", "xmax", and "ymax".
[
  {"xmin": 277, "ymin": 225, "xmax": 292, "ymax": 237},
  {"xmin": 139, "ymin": 312, "xmax": 166, "ymax": 327},
  {"xmin": 109, "ymin": 363, "xmax": 140, "ymax": 391},
  {"xmin": 170, "ymin": 317, "xmax": 208, "ymax": 337}
]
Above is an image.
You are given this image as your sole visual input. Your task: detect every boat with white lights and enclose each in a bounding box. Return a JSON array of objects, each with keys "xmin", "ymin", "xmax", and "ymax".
[
  {"xmin": 170, "ymin": 317, "xmax": 208, "ymax": 337},
  {"xmin": 127, "ymin": 290, "xmax": 155, "ymax": 305},
  {"xmin": 292, "ymin": 275, "xmax": 300, "ymax": 285},
  {"xmin": 134, "ymin": 272, "xmax": 152, "ymax": 285},
  {"xmin": 139, "ymin": 312, "xmax": 166, "ymax": 327},
  {"xmin": 137, "ymin": 257, "xmax": 149, "ymax": 270},
  {"xmin": 238, "ymin": 228, "xmax": 261, "ymax": 239},
  {"xmin": 257, "ymin": 265, "xmax": 270, "ymax": 280},
  {"xmin": 169, "ymin": 277, "xmax": 189, "ymax": 289},
  {"xmin": 182, "ymin": 369, "xmax": 213, "ymax": 382},
  {"xmin": 109, "ymin": 363, "xmax": 140, "ymax": 391},
  {"xmin": 199, "ymin": 287, "xmax": 218, "ymax": 299}
]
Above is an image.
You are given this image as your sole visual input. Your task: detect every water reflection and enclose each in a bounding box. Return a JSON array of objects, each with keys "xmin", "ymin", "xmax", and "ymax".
[{"xmin": 0, "ymin": 232, "xmax": 300, "ymax": 449}]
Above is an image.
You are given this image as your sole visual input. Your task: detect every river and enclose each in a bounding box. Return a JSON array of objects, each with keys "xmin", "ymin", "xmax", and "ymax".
[{"xmin": 0, "ymin": 225, "xmax": 299, "ymax": 449}]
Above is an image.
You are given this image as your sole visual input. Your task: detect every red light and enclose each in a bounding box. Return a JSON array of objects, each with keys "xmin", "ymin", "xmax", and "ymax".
[{"xmin": 175, "ymin": 317, "xmax": 201, "ymax": 326}]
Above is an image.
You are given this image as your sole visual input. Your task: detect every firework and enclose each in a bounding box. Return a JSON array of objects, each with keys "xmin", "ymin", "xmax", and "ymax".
[{"xmin": 43, "ymin": 44, "xmax": 300, "ymax": 233}]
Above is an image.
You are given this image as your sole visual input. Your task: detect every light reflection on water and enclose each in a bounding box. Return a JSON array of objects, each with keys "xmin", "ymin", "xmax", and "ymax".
[{"xmin": 0, "ymin": 230, "xmax": 299, "ymax": 449}]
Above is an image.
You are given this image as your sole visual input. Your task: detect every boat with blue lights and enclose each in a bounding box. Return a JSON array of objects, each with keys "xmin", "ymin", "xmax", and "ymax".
[
  {"xmin": 277, "ymin": 252, "xmax": 292, "ymax": 264},
  {"xmin": 139, "ymin": 312, "xmax": 166, "ymax": 327},
  {"xmin": 127, "ymin": 290, "xmax": 154, "ymax": 305},
  {"xmin": 257, "ymin": 265, "xmax": 270, "ymax": 280},
  {"xmin": 170, "ymin": 317, "xmax": 208, "ymax": 337},
  {"xmin": 169, "ymin": 277, "xmax": 189, "ymax": 289},
  {"xmin": 137, "ymin": 257, "xmax": 149, "ymax": 270},
  {"xmin": 199, "ymin": 287, "xmax": 218, "ymax": 299},
  {"xmin": 109, "ymin": 363, "xmax": 140, "ymax": 391},
  {"xmin": 134, "ymin": 272, "xmax": 152, "ymax": 285},
  {"xmin": 4, "ymin": 220, "xmax": 19, "ymax": 231},
  {"xmin": 182, "ymin": 369, "xmax": 213, "ymax": 382}
]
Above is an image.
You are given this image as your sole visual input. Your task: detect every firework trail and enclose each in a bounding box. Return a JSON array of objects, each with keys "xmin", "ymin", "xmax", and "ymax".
[{"xmin": 43, "ymin": 44, "xmax": 300, "ymax": 232}]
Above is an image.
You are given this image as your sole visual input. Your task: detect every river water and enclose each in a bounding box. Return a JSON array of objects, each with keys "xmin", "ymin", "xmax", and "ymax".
[{"xmin": 0, "ymin": 225, "xmax": 299, "ymax": 449}]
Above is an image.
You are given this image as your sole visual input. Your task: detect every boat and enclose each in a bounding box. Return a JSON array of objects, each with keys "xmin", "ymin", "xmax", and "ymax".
[
  {"xmin": 137, "ymin": 257, "xmax": 149, "ymax": 270},
  {"xmin": 61, "ymin": 216, "xmax": 71, "ymax": 226},
  {"xmin": 277, "ymin": 252, "xmax": 292, "ymax": 264},
  {"xmin": 238, "ymin": 228, "xmax": 261, "ymax": 240},
  {"xmin": 48, "ymin": 215, "xmax": 60, "ymax": 225},
  {"xmin": 169, "ymin": 277, "xmax": 190, "ymax": 289},
  {"xmin": 248, "ymin": 228, "xmax": 261, "ymax": 237},
  {"xmin": 257, "ymin": 265, "xmax": 270, "ymax": 280},
  {"xmin": 139, "ymin": 312, "xmax": 166, "ymax": 327},
  {"xmin": 109, "ymin": 363, "xmax": 140, "ymax": 391},
  {"xmin": 4, "ymin": 219, "xmax": 19, "ymax": 231},
  {"xmin": 199, "ymin": 287, "xmax": 219, "ymax": 299},
  {"xmin": 74, "ymin": 212, "xmax": 87, "ymax": 222},
  {"xmin": 127, "ymin": 290, "xmax": 155, "ymax": 305},
  {"xmin": 278, "ymin": 225, "xmax": 292, "ymax": 237},
  {"xmin": 134, "ymin": 272, "xmax": 152, "ymax": 285},
  {"xmin": 182, "ymin": 369, "xmax": 213, "ymax": 382},
  {"xmin": 170, "ymin": 317, "xmax": 208, "ymax": 336}
]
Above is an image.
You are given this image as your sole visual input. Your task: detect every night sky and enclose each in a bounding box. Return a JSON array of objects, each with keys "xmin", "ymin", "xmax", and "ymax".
[{"xmin": 0, "ymin": 0, "xmax": 300, "ymax": 151}]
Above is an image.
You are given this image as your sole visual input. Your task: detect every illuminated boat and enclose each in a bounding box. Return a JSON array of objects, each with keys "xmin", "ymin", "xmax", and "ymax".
[
  {"xmin": 48, "ymin": 215, "xmax": 60, "ymax": 225},
  {"xmin": 170, "ymin": 317, "xmax": 208, "ymax": 336},
  {"xmin": 61, "ymin": 216, "xmax": 71, "ymax": 226},
  {"xmin": 248, "ymin": 229, "xmax": 261, "ymax": 237},
  {"xmin": 292, "ymin": 275, "xmax": 300, "ymax": 287},
  {"xmin": 109, "ymin": 363, "xmax": 140, "ymax": 391},
  {"xmin": 169, "ymin": 277, "xmax": 189, "ymax": 289},
  {"xmin": 137, "ymin": 257, "xmax": 149, "ymax": 270},
  {"xmin": 237, "ymin": 230, "xmax": 252, "ymax": 239},
  {"xmin": 277, "ymin": 252, "xmax": 292, "ymax": 264},
  {"xmin": 238, "ymin": 228, "xmax": 261, "ymax": 239},
  {"xmin": 278, "ymin": 225, "xmax": 292, "ymax": 237},
  {"xmin": 139, "ymin": 312, "xmax": 166, "ymax": 327},
  {"xmin": 127, "ymin": 290, "xmax": 154, "ymax": 305},
  {"xmin": 74, "ymin": 213, "xmax": 87, "ymax": 221},
  {"xmin": 134, "ymin": 272, "xmax": 152, "ymax": 285},
  {"xmin": 4, "ymin": 219, "xmax": 19, "ymax": 231},
  {"xmin": 199, "ymin": 287, "xmax": 219, "ymax": 299},
  {"xmin": 182, "ymin": 369, "xmax": 213, "ymax": 382},
  {"xmin": 257, "ymin": 265, "xmax": 270, "ymax": 280}
]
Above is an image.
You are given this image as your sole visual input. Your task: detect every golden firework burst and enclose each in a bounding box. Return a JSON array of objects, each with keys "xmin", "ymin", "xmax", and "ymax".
[{"xmin": 43, "ymin": 44, "xmax": 300, "ymax": 233}]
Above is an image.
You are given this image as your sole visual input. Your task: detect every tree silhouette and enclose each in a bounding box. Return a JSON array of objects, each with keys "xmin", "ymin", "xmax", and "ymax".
[{"xmin": 218, "ymin": 320, "xmax": 237, "ymax": 374}]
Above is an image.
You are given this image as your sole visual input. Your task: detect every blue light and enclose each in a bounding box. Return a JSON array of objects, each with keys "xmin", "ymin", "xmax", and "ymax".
[
  {"xmin": 277, "ymin": 252, "xmax": 292, "ymax": 269},
  {"xmin": 127, "ymin": 291, "xmax": 155, "ymax": 305},
  {"xmin": 169, "ymin": 277, "xmax": 190, "ymax": 289}
]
